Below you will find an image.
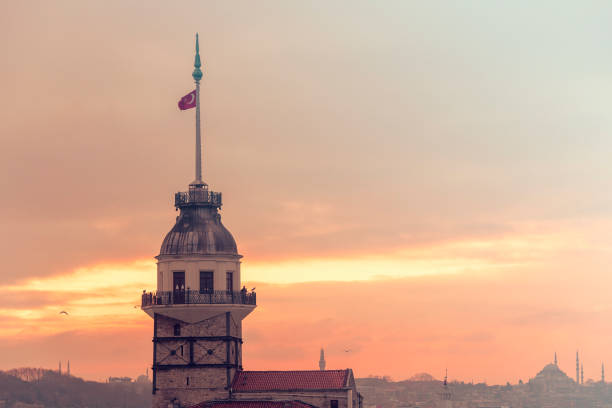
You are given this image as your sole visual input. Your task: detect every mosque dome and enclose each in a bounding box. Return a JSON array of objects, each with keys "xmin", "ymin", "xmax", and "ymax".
[
  {"xmin": 529, "ymin": 362, "xmax": 575, "ymax": 393},
  {"xmin": 540, "ymin": 363, "xmax": 562, "ymax": 373},
  {"xmin": 534, "ymin": 363, "xmax": 571, "ymax": 381},
  {"xmin": 159, "ymin": 203, "xmax": 238, "ymax": 257}
]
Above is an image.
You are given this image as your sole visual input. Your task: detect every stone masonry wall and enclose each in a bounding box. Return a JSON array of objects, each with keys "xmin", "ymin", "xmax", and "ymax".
[{"xmin": 153, "ymin": 313, "xmax": 242, "ymax": 408}]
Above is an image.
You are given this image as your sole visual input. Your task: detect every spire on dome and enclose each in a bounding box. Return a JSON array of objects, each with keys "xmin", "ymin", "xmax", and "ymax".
[
  {"xmin": 554, "ymin": 352, "xmax": 558, "ymax": 366},
  {"xmin": 602, "ymin": 363, "xmax": 605, "ymax": 383},
  {"xmin": 190, "ymin": 33, "xmax": 205, "ymax": 188}
]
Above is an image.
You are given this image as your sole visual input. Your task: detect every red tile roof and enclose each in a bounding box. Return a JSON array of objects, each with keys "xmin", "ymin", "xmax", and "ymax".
[
  {"xmin": 190, "ymin": 401, "xmax": 316, "ymax": 408},
  {"xmin": 231, "ymin": 370, "xmax": 350, "ymax": 392}
]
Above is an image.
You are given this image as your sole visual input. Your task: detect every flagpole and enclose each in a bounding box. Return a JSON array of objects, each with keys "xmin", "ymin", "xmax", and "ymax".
[{"xmin": 191, "ymin": 33, "xmax": 204, "ymax": 187}]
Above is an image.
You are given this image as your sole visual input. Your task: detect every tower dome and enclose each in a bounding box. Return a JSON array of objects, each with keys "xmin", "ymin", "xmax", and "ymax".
[{"xmin": 159, "ymin": 190, "xmax": 238, "ymax": 257}]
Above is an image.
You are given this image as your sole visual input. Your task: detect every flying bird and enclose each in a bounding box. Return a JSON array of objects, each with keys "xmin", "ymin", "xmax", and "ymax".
[
  {"xmin": 251, "ymin": 287, "xmax": 256, "ymax": 291},
  {"xmin": 59, "ymin": 311, "xmax": 69, "ymax": 315},
  {"xmin": 344, "ymin": 349, "xmax": 352, "ymax": 353}
]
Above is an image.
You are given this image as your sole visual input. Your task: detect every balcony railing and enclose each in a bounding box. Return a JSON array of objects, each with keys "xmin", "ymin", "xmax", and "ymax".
[
  {"xmin": 175, "ymin": 189, "xmax": 222, "ymax": 208},
  {"xmin": 141, "ymin": 289, "xmax": 256, "ymax": 307}
]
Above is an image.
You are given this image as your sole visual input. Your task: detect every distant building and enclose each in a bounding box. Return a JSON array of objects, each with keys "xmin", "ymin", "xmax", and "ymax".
[
  {"xmin": 439, "ymin": 369, "xmax": 452, "ymax": 408},
  {"xmin": 137, "ymin": 374, "xmax": 152, "ymax": 384},
  {"xmin": 108, "ymin": 377, "xmax": 132, "ymax": 384}
]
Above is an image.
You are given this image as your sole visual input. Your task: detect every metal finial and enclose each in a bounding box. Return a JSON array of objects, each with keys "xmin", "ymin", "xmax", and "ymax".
[
  {"xmin": 193, "ymin": 33, "xmax": 203, "ymax": 81},
  {"xmin": 190, "ymin": 33, "xmax": 204, "ymax": 187}
]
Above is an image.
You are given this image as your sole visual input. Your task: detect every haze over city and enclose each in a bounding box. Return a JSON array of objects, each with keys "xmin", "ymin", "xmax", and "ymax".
[{"xmin": 2, "ymin": 1, "xmax": 612, "ymax": 386}]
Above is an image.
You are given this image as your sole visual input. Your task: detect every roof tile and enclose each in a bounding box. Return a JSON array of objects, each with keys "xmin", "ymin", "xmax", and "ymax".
[{"xmin": 231, "ymin": 370, "xmax": 349, "ymax": 392}]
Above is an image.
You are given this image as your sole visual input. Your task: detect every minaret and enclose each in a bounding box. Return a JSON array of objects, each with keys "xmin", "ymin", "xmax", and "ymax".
[
  {"xmin": 67, "ymin": 360, "xmax": 70, "ymax": 377},
  {"xmin": 319, "ymin": 348, "xmax": 326, "ymax": 370},
  {"xmin": 581, "ymin": 364, "xmax": 584, "ymax": 385},
  {"xmin": 554, "ymin": 352, "xmax": 558, "ymax": 366},
  {"xmin": 141, "ymin": 34, "xmax": 256, "ymax": 408},
  {"xmin": 440, "ymin": 369, "xmax": 452, "ymax": 408},
  {"xmin": 576, "ymin": 351, "xmax": 580, "ymax": 384},
  {"xmin": 602, "ymin": 363, "xmax": 605, "ymax": 383},
  {"xmin": 58, "ymin": 361, "xmax": 61, "ymax": 375}
]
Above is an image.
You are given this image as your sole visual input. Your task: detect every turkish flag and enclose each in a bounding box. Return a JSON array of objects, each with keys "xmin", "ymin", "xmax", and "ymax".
[{"xmin": 178, "ymin": 90, "xmax": 196, "ymax": 110}]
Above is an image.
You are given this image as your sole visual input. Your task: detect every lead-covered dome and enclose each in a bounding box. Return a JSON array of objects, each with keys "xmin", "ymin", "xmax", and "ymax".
[{"xmin": 159, "ymin": 205, "xmax": 238, "ymax": 257}]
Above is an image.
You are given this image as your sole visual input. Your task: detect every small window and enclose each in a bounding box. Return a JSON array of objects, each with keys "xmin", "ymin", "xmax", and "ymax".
[
  {"xmin": 330, "ymin": 400, "xmax": 338, "ymax": 408},
  {"xmin": 186, "ymin": 376, "xmax": 190, "ymax": 386},
  {"xmin": 226, "ymin": 272, "xmax": 234, "ymax": 292},
  {"xmin": 180, "ymin": 345, "xmax": 184, "ymax": 356},
  {"xmin": 200, "ymin": 271, "xmax": 214, "ymax": 293},
  {"xmin": 173, "ymin": 323, "xmax": 181, "ymax": 336}
]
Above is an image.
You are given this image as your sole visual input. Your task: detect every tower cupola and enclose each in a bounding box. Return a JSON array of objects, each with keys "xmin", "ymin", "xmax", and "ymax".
[{"xmin": 159, "ymin": 186, "xmax": 238, "ymax": 257}]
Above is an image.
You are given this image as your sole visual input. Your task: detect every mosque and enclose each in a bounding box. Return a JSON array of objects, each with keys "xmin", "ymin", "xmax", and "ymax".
[
  {"xmin": 528, "ymin": 351, "xmax": 606, "ymax": 391},
  {"xmin": 140, "ymin": 36, "xmax": 363, "ymax": 408}
]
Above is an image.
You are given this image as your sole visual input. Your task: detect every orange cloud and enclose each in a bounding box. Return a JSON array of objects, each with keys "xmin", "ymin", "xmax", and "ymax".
[{"xmin": 2, "ymin": 225, "xmax": 612, "ymax": 385}]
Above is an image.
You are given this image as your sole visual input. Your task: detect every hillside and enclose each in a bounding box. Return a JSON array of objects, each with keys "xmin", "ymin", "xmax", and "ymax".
[{"xmin": 0, "ymin": 370, "xmax": 151, "ymax": 408}]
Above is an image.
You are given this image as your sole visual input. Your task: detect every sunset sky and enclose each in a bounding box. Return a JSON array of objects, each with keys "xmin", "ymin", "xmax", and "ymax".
[{"xmin": 3, "ymin": 1, "xmax": 612, "ymax": 385}]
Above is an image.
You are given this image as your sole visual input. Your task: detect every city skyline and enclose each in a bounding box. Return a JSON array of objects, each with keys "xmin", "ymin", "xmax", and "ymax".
[{"xmin": 3, "ymin": 1, "xmax": 612, "ymax": 384}]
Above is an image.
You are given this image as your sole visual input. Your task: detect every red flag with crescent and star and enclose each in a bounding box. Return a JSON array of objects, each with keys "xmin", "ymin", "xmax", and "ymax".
[{"xmin": 178, "ymin": 90, "xmax": 196, "ymax": 110}]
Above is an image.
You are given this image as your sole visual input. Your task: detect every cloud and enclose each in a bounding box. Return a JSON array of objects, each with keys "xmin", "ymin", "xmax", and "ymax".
[{"xmin": 1, "ymin": 256, "xmax": 612, "ymax": 384}]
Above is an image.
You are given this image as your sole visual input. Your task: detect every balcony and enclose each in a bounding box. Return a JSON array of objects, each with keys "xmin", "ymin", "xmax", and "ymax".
[
  {"xmin": 142, "ymin": 289, "xmax": 256, "ymax": 308},
  {"xmin": 175, "ymin": 189, "xmax": 222, "ymax": 208}
]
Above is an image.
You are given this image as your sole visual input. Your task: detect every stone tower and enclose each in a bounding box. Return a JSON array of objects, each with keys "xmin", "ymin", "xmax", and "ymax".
[
  {"xmin": 141, "ymin": 35, "xmax": 256, "ymax": 408},
  {"xmin": 319, "ymin": 348, "xmax": 326, "ymax": 371},
  {"xmin": 440, "ymin": 369, "xmax": 452, "ymax": 408}
]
